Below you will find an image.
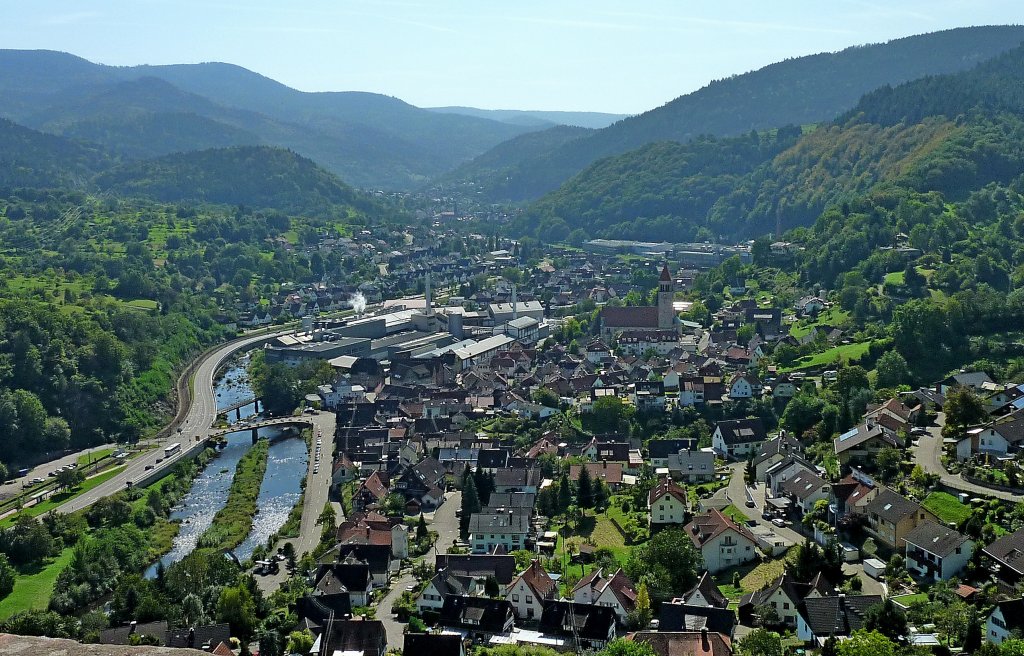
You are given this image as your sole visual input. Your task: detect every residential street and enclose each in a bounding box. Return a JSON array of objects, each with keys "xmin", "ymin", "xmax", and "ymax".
[
  {"xmin": 725, "ymin": 462, "xmax": 805, "ymax": 546},
  {"xmin": 256, "ymin": 410, "xmax": 338, "ymax": 594}
]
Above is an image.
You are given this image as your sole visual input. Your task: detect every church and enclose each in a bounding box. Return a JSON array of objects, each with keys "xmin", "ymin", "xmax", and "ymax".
[{"xmin": 599, "ymin": 264, "xmax": 679, "ymax": 341}]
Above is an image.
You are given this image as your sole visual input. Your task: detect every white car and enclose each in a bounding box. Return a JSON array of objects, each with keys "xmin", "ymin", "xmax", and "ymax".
[{"xmin": 771, "ymin": 518, "xmax": 786, "ymax": 528}]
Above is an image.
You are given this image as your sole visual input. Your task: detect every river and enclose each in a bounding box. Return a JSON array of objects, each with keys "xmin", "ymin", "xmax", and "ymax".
[{"xmin": 145, "ymin": 357, "xmax": 307, "ymax": 575}]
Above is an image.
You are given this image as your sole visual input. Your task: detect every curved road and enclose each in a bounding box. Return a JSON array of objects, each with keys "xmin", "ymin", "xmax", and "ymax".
[{"xmin": 58, "ymin": 329, "xmax": 289, "ymax": 514}]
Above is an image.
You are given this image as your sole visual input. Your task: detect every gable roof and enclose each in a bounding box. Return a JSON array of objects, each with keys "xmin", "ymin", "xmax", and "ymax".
[
  {"xmin": 681, "ymin": 571, "xmax": 729, "ymax": 609},
  {"xmin": 864, "ymin": 488, "xmax": 927, "ymax": 524},
  {"xmin": 439, "ymin": 595, "xmax": 513, "ymax": 633},
  {"xmin": 985, "ymin": 528, "xmax": 1024, "ymax": 575},
  {"xmin": 715, "ymin": 419, "xmax": 767, "ymax": 445},
  {"xmin": 649, "ymin": 478, "xmax": 689, "ymax": 508},
  {"xmin": 539, "ymin": 600, "xmax": 617, "ymax": 641},
  {"xmin": 685, "ymin": 510, "xmax": 758, "ymax": 549},
  {"xmin": 404, "ymin": 634, "xmax": 464, "ymax": 656},
  {"xmin": 798, "ymin": 595, "xmax": 881, "ymax": 637},
  {"xmin": 508, "ymin": 560, "xmax": 557, "ymax": 599},
  {"xmin": 602, "ymin": 306, "xmax": 659, "ymax": 328},
  {"xmin": 632, "ymin": 631, "xmax": 733, "ymax": 656},
  {"xmin": 435, "ymin": 554, "xmax": 517, "ymax": 584},
  {"xmin": 903, "ymin": 521, "xmax": 972, "ymax": 557},
  {"xmin": 992, "ymin": 599, "xmax": 1024, "ymax": 634},
  {"xmin": 572, "ymin": 567, "xmax": 638, "ymax": 612},
  {"xmin": 658, "ymin": 603, "xmax": 736, "ymax": 635}
]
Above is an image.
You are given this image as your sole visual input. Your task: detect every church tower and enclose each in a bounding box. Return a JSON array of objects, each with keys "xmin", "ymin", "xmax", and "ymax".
[{"xmin": 657, "ymin": 263, "xmax": 675, "ymax": 329}]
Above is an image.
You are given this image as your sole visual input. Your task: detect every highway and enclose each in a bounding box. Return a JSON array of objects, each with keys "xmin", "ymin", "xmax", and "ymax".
[{"xmin": 57, "ymin": 329, "xmax": 289, "ymax": 514}]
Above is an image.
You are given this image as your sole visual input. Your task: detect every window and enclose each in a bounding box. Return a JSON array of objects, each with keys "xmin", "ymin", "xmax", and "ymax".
[
  {"xmin": 526, "ymin": 596, "xmax": 533, "ymax": 603},
  {"xmin": 659, "ymin": 515, "xmax": 664, "ymax": 521},
  {"xmin": 783, "ymin": 603, "xmax": 790, "ymax": 610},
  {"xmin": 512, "ymin": 594, "xmax": 519, "ymax": 602}
]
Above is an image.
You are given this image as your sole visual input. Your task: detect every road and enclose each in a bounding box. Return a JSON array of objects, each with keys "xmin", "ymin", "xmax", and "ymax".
[
  {"xmin": 377, "ymin": 491, "xmax": 461, "ymax": 651},
  {"xmin": 724, "ymin": 463, "xmax": 805, "ymax": 546},
  {"xmin": 911, "ymin": 412, "xmax": 1020, "ymax": 501},
  {"xmin": 256, "ymin": 410, "xmax": 338, "ymax": 594},
  {"xmin": 57, "ymin": 329, "xmax": 288, "ymax": 514}
]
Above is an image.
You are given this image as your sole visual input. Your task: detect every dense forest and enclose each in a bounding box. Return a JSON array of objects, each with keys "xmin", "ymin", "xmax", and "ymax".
[
  {"xmin": 439, "ymin": 26, "xmax": 1024, "ymax": 202},
  {"xmin": 519, "ymin": 42, "xmax": 1024, "ymax": 242}
]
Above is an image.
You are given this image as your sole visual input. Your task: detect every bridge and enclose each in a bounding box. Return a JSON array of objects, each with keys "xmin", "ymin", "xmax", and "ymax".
[
  {"xmin": 217, "ymin": 397, "xmax": 261, "ymax": 420},
  {"xmin": 211, "ymin": 416, "xmax": 316, "ymax": 443}
]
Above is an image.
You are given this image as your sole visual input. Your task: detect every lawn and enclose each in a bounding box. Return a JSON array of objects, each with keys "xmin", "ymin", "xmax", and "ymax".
[
  {"xmin": 782, "ymin": 341, "xmax": 872, "ymax": 372},
  {"xmin": 892, "ymin": 592, "xmax": 929, "ymax": 608},
  {"xmin": 722, "ymin": 504, "xmax": 750, "ymax": 523},
  {"xmin": 884, "ymin": 271, "xmax": 905, "ymax": 285},
  {"xmin": 0, "ymin": 547, "xmax": 74, "ymax": 619},
  {"xmin": 789, "ymin": 307, "xmax": 851, "ymax": 338},
  {"xmin": 713, "ymin": 550, "xmax": 791, "ymax": 602},
  {"xmin": 922, "ymin": 492, "xmax": 972, "ymax": 526},
  {"xmin": 78, "ymin": 448, "xmax": 115, "ymax": 466},
  {"xmin": 0, "ymin": 466, "xmax": 127, "ymax": 528}
]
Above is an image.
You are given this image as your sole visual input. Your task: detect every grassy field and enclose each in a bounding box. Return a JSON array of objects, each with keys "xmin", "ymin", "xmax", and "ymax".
[
  {"xmin": 922, "ymin": 492, "xmax": 972, "ymax": 526},
  {"xmin": 722, "ymin": 504, "xmax": 750, "ymax": 523},
  {"xmin": 782, "ymin": 341, "xmax": 872, "ymax": 372},
  {"xmin": 0, "ymin": 466, "xmax": 127, "ymax": 528},
  {"xmin": 78, "ymin": 448, "xmax": 116, "ymax": 466},
  {"xmin": 892, "ymin": 592, "xmax": 929, "ymax": 608},
  {"xmin": 714, "ymin": 549, "xmax": 792, "ymax": 602},
  {"xmin": 789, "ymin": 307, "xmax": 851, "ymax": 338},
  {"xmin": 884, "ymin": 271, "xmax": 905, "ymax": 285},
  {"xmin": 0, "ymin": 547, "xmax": 74, "ymax": 619}
]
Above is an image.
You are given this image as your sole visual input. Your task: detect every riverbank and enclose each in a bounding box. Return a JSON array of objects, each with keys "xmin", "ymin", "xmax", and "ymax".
[{"xmin": 197, "ymin": 438, "xmax": 270, "ymax": 553}]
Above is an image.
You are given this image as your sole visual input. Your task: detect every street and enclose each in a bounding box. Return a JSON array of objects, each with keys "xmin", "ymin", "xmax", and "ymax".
[{"xmin": 724, "ymin": 462, "xmax": 805, "ymax": 546}]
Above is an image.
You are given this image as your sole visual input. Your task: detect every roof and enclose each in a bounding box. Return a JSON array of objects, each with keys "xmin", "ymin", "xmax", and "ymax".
[
  {"xmin": 649, "ymin": 478, "xmax": 689, "ymax": 507},
  {"xmin": 903, "ymin": 521, "xmax": 972, "ymax": 557},
  {"xmin": 798, "ymin": 595, "xmax": 882, "ymax": 637},
  {"xmin": 992, "ymin": 599, "xmax": 1024, "ymax": 634},
  {"xmin": 602, "ymin": 306, "xmax": 659, "ymax": 328},
  {"xmin": 984, "ymin": 529, "xmax": 1024, "ymax": 575},
  {"xmin": 99, "ymin": 621, "xmax": 169, "ymax": 646},
  {"xmin": 539, "ymin": 600, "xmax": 617, "ymax": 641},
  {"xmin": 632, "ymin": 631, "xmax": 733, "ymax": 656},
  {"xmin": 468, "ymin": 512, "xmax": 530, "ymax": 535},
  {"xmin": 780, "ymin": 470, "xmax": 829, "ymax": 501},
  {"xmin": 320, "ymin": 618, "xmax": 387, "ymax": 656},
  {"xmin": 834, "ymin": 422, "xmax": 901, "ymax": 454},
  {"xmin": 572, "ymin": 567, "xmax": 638, "ymax": 612},
  {"xmin": 864, "ymin": 489, "xmax": 927, "ymax": 525},
  {"xmin": 752, "ymin": 433, "xmax": 801, "ymax": 467},
  {"xmin": 649, "ymin": 439, "xmax": 700, "ymax": 459},
  {"xmin": 658, "ymin": 603, "xmax": 736, "ymax": 634},
  {"xmin": 569, "ymin": 462, "xmax": 624, "ymax": 485},
  {"xmin": 681, "ymin": 571, "xmax": 729, "ymax": 609},
  {"xmin": 660, "ymin": 264, "xmax": 673, "ymax": 282},
  {"xmin": 439, "ymin": 595, "xmax": 514, "ymax": 633},
  {"xmin": 403, "ymin": 633, "xmax": 464, "ymax": 656},
  {"xmin": 166, "ymin": 624, "xmax": 232, "ymax": 650},
  {"xmin": 738, "ymin": 571, "xmax": 831, "ymax": 614},
  {"xmin": 435, "ymin": 554, "xmax": 517, "ymax": 584},
  {"xmin": 685, "ymin": 510, "xmax": 758, "ymax": 549},
  {"xmin": 714, "ymin": 419, "xmax": 767, "ymax": 445},
  {"xmin": 509, "ymin": 560, "xmax": 557, "ymax": 599}
]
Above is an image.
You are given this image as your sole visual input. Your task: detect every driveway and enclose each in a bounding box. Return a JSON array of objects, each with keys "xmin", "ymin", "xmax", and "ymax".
[
  {"xmin": 911, "ymin": 412, "xmax": 1020, "ymax": 501},
  {"xmin": 377, "ymin": 571, "xmax": 416, "ymax": 651}
]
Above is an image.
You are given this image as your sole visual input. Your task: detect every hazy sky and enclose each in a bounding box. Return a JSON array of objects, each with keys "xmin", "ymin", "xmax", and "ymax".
[{"xmin": 4, "ymin": 1, "xmax": 1024, "ymax": 113}]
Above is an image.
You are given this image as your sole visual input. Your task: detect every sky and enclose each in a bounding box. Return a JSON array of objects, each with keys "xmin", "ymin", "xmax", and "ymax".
[{"xmin": 4, "ymin": 1, "xmax": 1024, "ymax": 114}]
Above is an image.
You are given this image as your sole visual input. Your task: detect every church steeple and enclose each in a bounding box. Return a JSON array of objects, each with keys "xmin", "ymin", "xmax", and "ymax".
[{"xmin": 658, "ymin": 263, "xmax": 675, "ymax": 329}]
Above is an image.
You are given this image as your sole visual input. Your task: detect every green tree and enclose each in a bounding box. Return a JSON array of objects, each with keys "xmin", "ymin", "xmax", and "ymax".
[
  {"xmin": 864, "ymin": 598, "xmax": 908, "ymax": 643},
  {"xmin": 836, "ymin": 365, "xmax": 870, "ymax": 399},
  {"xmin": 624, "ymin": 527, "xmax": 703, "ymax": 599},
  {"xmin": 557, "ymin": 472, "xmax": 572, "ymax": 514},
  {"xmin": 627, "ymin": 582, "xmax": 653, "ymax": 630},
  {"xmin": 416, "ymin": 514, "xmax": 429, "ymax": 540},
  {"xmin": 943, "ymin": 387, "xmax": 988, "ymax": 435},
  {"xmin": 577, "ymin": 466, "xmax": 594, "ymax": 512},
  {"xmin": 460, "ymin": 475, "xmax": 481, "ymax": 538},
  {"xmin": 836, "ymin": 630, "xmax": 897, "ymax": 656},
  {"xmin": 590, "ymin": 395, "xmax": 630, "ymax": 432},
  {"xmin": 738, "ymin": 628, "xmax": 783, "ymax": 656},
  {"xmin": 288, "ymin": 630, "xmax": 316, "ymax": 654},
  {"xmin": 781, "ymin": 393, "xmax": 825, "ymax": 437},
  {"xmin": 876, "ymin": 447, "xmax": 902, "ymax": 481},
  {"xmin": 217, "ymin": 585, "xmax": 258, "ymax": 641},
  {"xmin": 875, "ymin": 351, "xmax": 909, "ymax": 389},
  {"xmin": 744, "ymin": 457, "xmax": 756, "ymax": 485},
  {"xmin": 55, "ymin": 467, "xmax": 85, "ymax": 492},
  {"xmin": 0, "ymin": 553, "xmax": 15, "ymax": 599},
  {"xmin": 598, "ymin": 639, "xmax": 657, "ymax": 656}
]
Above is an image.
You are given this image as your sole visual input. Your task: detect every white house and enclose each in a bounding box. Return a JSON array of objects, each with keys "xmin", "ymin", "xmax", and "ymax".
[
  {"xmin": 468, "ymin": 512, "xmax": 530, "ymax": 554},
  {"xmin": 571, "ymin": 568, "xmax": 638, "ymax": 625},
  {"xmin": 648, "ymin": 478, "xmax": 689, "ymax": 526},
  {"xmin": 506, "ymin": 561, "xmax": 557, "ymax": 621},
  {"xmin": 903, "ymin": 521, "xmax": 974, "ymax": 581},
  {"xmin": 417, "ymin": 570, "xmax": 483, "ymax": 614},
  {"xmin": 712, "ymin": 418, "xmax": 767, "ymax": 459},
  {"xmin": 728, "ymin": 373, "xmax": 761, "ymax": 400},
  {"xmin": 988, "ymin": 599, "xmax": 1024, "ymax": 645},
  {"xmin": 665, "ymin": 450, "xmax": 715, "ymax": 483},
  {"xmin": 684, "ymin": 509, "xmax": 760, "ymax": 573}
]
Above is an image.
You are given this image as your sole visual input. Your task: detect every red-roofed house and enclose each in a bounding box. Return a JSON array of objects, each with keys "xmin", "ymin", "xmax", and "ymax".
[
  {"xmin": 571, "ymin": 568, "xmax": 638, "ymax": 625},
  {"xmin": 684, "ymin": 510, "xmax": 760, "ymax": 573},
  {"xmin": 506, "ymin": 560, "xmax": 557, "ymax": 620},
  {"xmin": 648, "ymin": 478, "xmax": 689, "ymax": 526},
  {"xmin": 569, "ymin": 462, "xmax": 624, "ymax": 491}
]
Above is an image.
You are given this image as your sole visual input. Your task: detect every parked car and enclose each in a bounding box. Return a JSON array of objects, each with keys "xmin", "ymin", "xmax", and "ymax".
[{"xmin": 771, "ymin": 518, "xmax": 786, "ymax": 528}]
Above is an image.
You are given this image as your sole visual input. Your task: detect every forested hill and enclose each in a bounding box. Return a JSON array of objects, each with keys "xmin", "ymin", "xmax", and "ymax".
[
  {"xmin": 0, "ymin": 50, "xmax": 544, "ymax": 190},
  {"xmin": 0, "ymin": 118, "xmax": 112, "ymax": 189},
  {"xmin": 95, "ymin": 146, "xmax": 381, "ymax": 216},
  {"xmin": 443, "ymin": 26, "xmax": 1024, "ymax": 202},
  {"xmin": 520, "ymin": 42, "xmax": 1024, "ymax": 243}
]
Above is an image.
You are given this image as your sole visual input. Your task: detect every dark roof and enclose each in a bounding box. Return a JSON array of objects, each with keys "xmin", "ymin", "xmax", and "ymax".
[
  {"xmin": 681, "ymin": 571, "xmax": 729, "ymax": 609},
  {"xmin": 435, "ymin": 554, "xmax": 517, "ymax": 584},
  {"xmin": 903, "ymin": 521, "xmax": 972, "ymax": 557},
  {"xmin": 715, "ymin": 418, "xmax": 767, "ymax": 445},
  {"xmin": 602, "ymin": 306, "xmax": 659, "ymax": 328},
  {"xmin": 404, "ymin": 633, "xmax": 464, "ymax": 656},
  {"xmin": 659, "ymin": 603, "xmax": 736, "ymax": 635},
  {"xmin": 477, "ymin": 448, "xmax": 510, "ymax": 469},
  {"xmin": 494, "ymin": 467, "xmax": 539, "ymax": 489},
  {"xmin": 166, "ymin": 624, "xmax": 232, "ymax": 650},
  {"xmin": 320, "ymin": 618, "xmax": 387, "ymax": 656},
  {"xmin": 468, "ymin": 512, "xmax": 529, "ymax": 534},
  {"xmin": 99, "ymin": 621, "xmax": 168, "ymax": 646},
  {"xmin": 486, "ymin": 492, "xmax": 536, "ymax": 509},
  {"xmin": 983, "ymin": 528, "xmax": 1024, "ymax": 575},
  {"xmin": 297, "ymin": 594, "xmax": 352, "ymax": 629},
  {"xmin": 864, "ymin": 489, "xmax": 926, "ymax": 524},
  {"xmin": 752, "ymin": 434, "xmax": 801, "ymax": 467},
  {"xmin": 439, "ymin": 595, "xmax": 514, "ymax": 634},
  {"xmin": 649, "ymin": 439, "xmax": 700, "ymax": 459},
  {"xmin": 539, "ymin": 600, "xmax": 617, "ymax": 641},
  {"xmin": 738, "ymin": 571, "xmax": 831, "ymax": 617},
  {"xmin": 992, "ymin": 599, "xmax": 1024, "ymax": 634},
  {"xmin": 799, "ymin": 595, "xmax": 881, "ymax": 637}
]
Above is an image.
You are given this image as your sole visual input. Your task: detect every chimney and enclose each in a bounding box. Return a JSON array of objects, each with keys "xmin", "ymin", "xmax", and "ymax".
[
  {"xmin": 425, "ymin": 272, "xmax": 433, "ymax": 316},
  {"xmin": 366, "ymin": 526, "xmax": 371, "ymax": 539},
  {"xmin": 512, "ymin": 284, "xmax": 518, "ymax": 320},
  {"xmin": 701, "ymin": 627, "xmax": 709, "ymax": 650}
]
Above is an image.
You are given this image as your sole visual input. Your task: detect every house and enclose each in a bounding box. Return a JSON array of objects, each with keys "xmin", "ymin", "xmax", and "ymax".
[
  {"xmin": 833, "ymin": 422, "xmax": 902, "ymax": 466},
  {"xmin": 666, "ymin": 450, "xmax": 715, "ymax": 483},
  {"xmin": 632, "ymin": 631, "xmax": 733, "ymax": 656},
  {"xmin": 794, "ymin": 296, "xmax": 825, "ymax": 317},
  {"xmin": 315, "ymin": 618, "xmax": 387, "ymax": 656},
  {"xmin": 336, "ymin": 513, "xmax": 409, "ymax": 560},
  {"xmin": 738, "ymin": 571, "xmax": 831, "ymax": 628},
  {"xmin": 439, "ymin": 596, "xmax": 514, "ymax": 640},
  {"xmin": 468, "ymin": 512, "xmax": 530, "ymax": 553},
  {"xmin": 434, "ymin": 553, "xmax": 517, "ymax": 585},
  {"xmin": 797, "ymin": 595, "xmax": 882, "ymax": 644},
  {"xmin": 938, "ymin": 370, "xmax": 994, "ymax": 395},
  {"xmin": 314, "ymin": 561, "xmax": 373, "ymax": 607},
  {"xmin": 569, "ymin": 461, "xmax": 624, "ymax": 491},
  {"xmin": 770, "ymin": 374, "xmax": 799, "ymax": 399},
  {"xmin": 987, "ymin": 598, "xmax": 1024, "ymax": 645},
  {"xmin": 984, "ymin": 529, "xmax": 1024, "ymax": 591},
  {"xmin": 417, "ymin": 568, "xmax": 484, "ymax": 614},
  {"xmin": 727, "ymin": 373, "xmax": 762, "ymax": 400},
  {"xmin": 648, "ymin": 439, "xmax": 700, "ymax": 468},
  {"xmin": 764, "ymin": 455, "xmax": 819, "ymax": 498},
  {"xmin": 394, "ymin": 456, "xmax": 446, "ymax": 510},
  {"xmin": 658, "ymin": 604, "xmax": 736, "ymax": 636},
  {"xmin": 648, "ymin": 478, "xmax": 690, "ymax": 526},
  {"xmin": 956, "ymin": 413, "xmax": 1024, "ymax": 461},
  {"xmin": 752, "ymin": 433, "xmax": 802, "ymax": 481},
  {"xmin": 678, "ymin": 571, "xmax": 729, "ymax": 609},
  {"xmin": 712, "ymin": 419, "xmax": 768, "ymax": 459},
  {"xmin": 353, "ymin": 471, "xmax": 389, "ymax": 511},
  {"xmin": 571, "ymin": 568, "xmax": 638, "ymax": 625},
  {"xmin": 831, "ymin": 471, "xmax": 879, "ymax": 520},
  {"xmin": 684, "ymin": 510, "xmax": 760, "ymax": 573},
  {"xmin": 862, "ymin": 489, "xmax": 939, "ymax": 550},
  {"xmin": 494, "ymin": 467, "xmax": 541, "ymax": 494},
  {"xmin": 404, "ymin": 633, "xmax": 465, "ymax": 656},
  {"xmin": 539, "ymin": 601, "xmax": 617, "ymax": 651},
  {"xmin": 779, "ymin": 470, "xmax": 831, "ymax": 514},
  {"xmin": 506, "ymin": 560, "xmax": 557, "ymax": 621},
  {"xmin": 903, "ymin": 521, "xmax": 974, "ymax": 581}
]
